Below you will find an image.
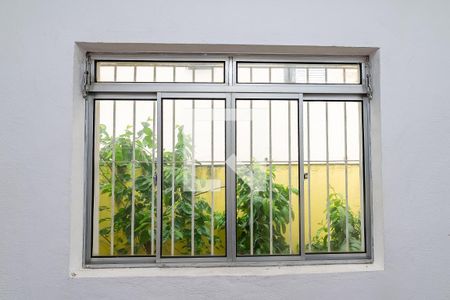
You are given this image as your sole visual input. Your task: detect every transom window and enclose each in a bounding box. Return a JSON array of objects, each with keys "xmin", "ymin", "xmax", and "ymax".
[{"xmin": 85, "ymin": 54, "xmax": 371, "ymax": 266}]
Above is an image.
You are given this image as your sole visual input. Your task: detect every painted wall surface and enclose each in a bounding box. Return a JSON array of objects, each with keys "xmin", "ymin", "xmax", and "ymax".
[{"xmin": 1, "ymin": 0, "xmax": 449, "ymax": 299}]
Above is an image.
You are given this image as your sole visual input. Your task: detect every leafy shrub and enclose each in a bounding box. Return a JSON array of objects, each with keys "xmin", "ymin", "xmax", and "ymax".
[
  {"xmin": 308, "ymin": 189, "xmax": 362, "ymax": 252},
  {"xmin": 98, "ymin": 119, "xmax": 360, "ymax": 255}
]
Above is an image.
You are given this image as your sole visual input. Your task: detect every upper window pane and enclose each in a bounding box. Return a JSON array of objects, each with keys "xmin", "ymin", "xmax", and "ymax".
[
  {"xmin": 237, "ymin": 62, "xmax": 361, "ymax": 84},
  {"xmin": 96, "ymin": 61, "xmax": 225, "ymax": 83}
]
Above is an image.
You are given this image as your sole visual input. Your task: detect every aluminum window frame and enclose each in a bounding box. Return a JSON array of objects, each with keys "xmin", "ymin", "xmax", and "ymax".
[{"xmin": 83, "ymin": 53, "xmax": 372, "ymax": 268}]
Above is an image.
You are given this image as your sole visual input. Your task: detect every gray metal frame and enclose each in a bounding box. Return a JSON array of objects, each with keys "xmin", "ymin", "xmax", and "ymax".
[{"xmin": 83, "ymin": 53, "xmax": 373, "ymax": 268}]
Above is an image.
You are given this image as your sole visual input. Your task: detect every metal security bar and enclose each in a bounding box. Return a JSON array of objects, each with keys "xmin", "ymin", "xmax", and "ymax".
[
  {"xmin": 130, "ymin": 101, "xmax": 137, "ymax": 255},
  {"xmin": 268, "ymin": 101, "xmax": 273, "ymax": 255},
  {"xmin": 249, "ymin": 100, "xmax": 254, "ymax": 255},
  {"xmin": 109, "ymin": 102, "xmax": 116, "ymax": 256},
  {"xmin": 306, "ymin": 102, "xmax": 312, "ymax": 252},
  {"xmin": 170, "ymin": 100, "xmax": 176, "ymax": 256},
  {"xmin": 85, "ymin": 53, "xmax": 372, "ymax": 267},
  {"xmin": 210, "ymin": 101, "xmax": 215, "ymax": 255},
  {"xmin": 287, "ymin": 101, "xmax": 293, "ymax": 254},
  {"xmin": 191, "ymin": 100, "xmax": 196, "ymax": 256},
  {"xmin": 151, "ymin": 102, "xmax": 156, "ymax": 255},
  {"xmin": 325, "ymin": 102, "xmax": 331, "ymax": 252},
  {"xmin": 344, "ymin": 102, "xmax": 350, "ymax": 252}
]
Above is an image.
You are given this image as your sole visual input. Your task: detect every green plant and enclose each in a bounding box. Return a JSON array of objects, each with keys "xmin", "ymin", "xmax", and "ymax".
[
  {"xmin": 160, "ymin": 126, "xmax": 225, "ymax": 255},
  {"xmin": 97, "ymin": 119, "xmax": 310, "ymax": 256},
  {"xmin": 236, "ymin": 164, "xmax": 297, "ymax": 255},
  {"xmin": 98, "ymin": 120, "xmax": 225, "ymax": 255},
  {"xmin": 308, "ymin": 189, "xmax": 362, "ymax": 252},
  {"xmin": 98, "ymin": 121, "xmax": 158, "ymax": 255}
]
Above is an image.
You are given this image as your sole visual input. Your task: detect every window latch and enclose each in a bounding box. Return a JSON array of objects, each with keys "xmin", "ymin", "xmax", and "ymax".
[
  {"xmin": 365, "ymin": 61, "xmax": 373, "ymax": 101},
  {"xmin": 366, "ymin": 73, "xmax": 373, "ymax": 100},
  {"xmin": 82, "ymin": 54, "xmax": 92, "ymax": 98}
]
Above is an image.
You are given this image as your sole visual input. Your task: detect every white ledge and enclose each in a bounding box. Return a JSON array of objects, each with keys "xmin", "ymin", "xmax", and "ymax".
[{"xmin": 71, "ymin": 262, "xmax": 383, "ymax": 278}]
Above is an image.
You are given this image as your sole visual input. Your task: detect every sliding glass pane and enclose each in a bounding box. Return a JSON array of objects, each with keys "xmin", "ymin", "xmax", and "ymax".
[
  {"xmin": 236, "ymin": 99, "xmax": 300, "ymax": 256},
  {"xmin": 304, "ymin": 101, "xmax": 365, "ymax": 253},
  {"xmin": 97, "ymin": 61, "xmax": 225, "ymax": 83},
  {"xmin": 237, "ymin": 62, "xmax": 361, "ymax": 84},
  {"xmin": 162, "ymin": 99, "xmax": 226, "ymax": 257},
  {"xmin": 93, "ymin": 100, "xmax": 157, "ymax": 256}
]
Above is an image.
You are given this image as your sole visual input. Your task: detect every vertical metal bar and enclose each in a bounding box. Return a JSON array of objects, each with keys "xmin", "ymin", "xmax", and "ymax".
[
  {"xmin": 363, "ymin": 97, "xmax": 371, "ymax": 256},
  {"xmin": 229, "ymin": 57, "xmax": 234, "ymax": 86},
  {"xmin": 298, "ymin": 94, "xmax": 305, "ymax": 258},
  {"xmin": 210, "ymin": 100, "xmax": 215, "ymax": 255},
  {"xmin": 191, "ymin": 100, "xmax": 196, "ymax": 256},
  {"xmin": 151, "ymin": 101, "xmax": 156, "ymax": 255},
  {"xmin": 133, "ymin": 66, "xmax": 137, "ymax": 82},
  {"xmin": 325, "ymin": 102, "xmax": 331, "ymax": 252},
  {"xmin": 110, "ymin": 101, "xmax": 117, "ymax": 256},
  {"xmin": 344, "ymin": 102, "xmax": 350, "ymax": 252},
  {"xmin": 269, "ymin": 101, "xmax": 273, "ymax": 255},
  {"xmin": 84, "ymin": 97, "xmax": 95, "ymax": 263},
  {"xmin": 287, "ymin": 101, "xmax": 293, "ymax": 254},
  {"xmin": 131, "ymin": 100, "xmax": 137, "ymax": 255},
  {"xmin": 155, "ymin": 93, "xmax": 163, "ymax": 260},
  {"xmin": 226, "ymin": 94, "xmax": 235, "ymax": 261},
  {"xmin": 170, "ymin": 100, "xmax": 176, "ymax": 256},
  {"xmin": 307, "ymin": 102, "xmax": 312, "ymax": 252},
  {"xmin": 359, "ymin": 102, "xmax": 365, "ymax": 251},
  {"xmin": 153, "ymin": 66, "xmax": 156, "ymax": 83},
  {"xmin": 92, "ymin": 102, "xmax": 100, "ymax": 256},
  {"xmin": 249, "ymin": 100, "xmax": 254, "ymax": 255},
  {"xmin": 113, "ymin": 66, "xmax": 117, "ymax": 82}
]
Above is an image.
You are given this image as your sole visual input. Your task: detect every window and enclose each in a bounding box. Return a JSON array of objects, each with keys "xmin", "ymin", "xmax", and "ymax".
[{"xmin": 85, "ymin": 54, "xmax": 371, "ymax": 266}]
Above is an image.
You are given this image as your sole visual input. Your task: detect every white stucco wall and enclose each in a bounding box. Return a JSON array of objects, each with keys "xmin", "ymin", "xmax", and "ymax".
[{"xmin": 1, "ymin": 0, "xmax": 449, "ymax": 299}]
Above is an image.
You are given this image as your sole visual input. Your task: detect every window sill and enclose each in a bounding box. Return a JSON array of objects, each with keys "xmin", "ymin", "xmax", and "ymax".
[{"xmin": 71, "ymin": 260, "xmax": 383, "ymax": 278}]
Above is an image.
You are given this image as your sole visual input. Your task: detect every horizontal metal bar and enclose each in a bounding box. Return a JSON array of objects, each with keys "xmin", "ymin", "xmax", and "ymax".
[
  {"xmin": 160, "ymin": 92, "xmax": 229, "ymax": 99},
  {"xmin": 85, "ymin": 255, "xmax": 371, "ymax": 269},
  {"xmin": 232, "ymin": 55, "xmax": 367, "ymax": 64},
  {"xmin": 90, "ymin": 53, "xmax": 366, "ymax": 64},
  {"xmin": 90, "ymin": 53, "xmax": 230, "ymax": 62},
  {"xmin": 236, "ymin": 255, "xmax": 304, "ymax": 262},
  {"xmin": 305, "ymin": 252, "xmax": 370, "ymax": 260},
  {"xmin": 90, "ymin": 83, "xmax": 367, "ymax": 94},
  {"xmin": 158, "ymin": 257, "xmax": 228, "ymax": 264},
  {"xmin": 303, "ymin": 94, "xmax": 363, "ymax": 101},
  {"xmin": 87, "ymin": 256, "xmax": 156, "ymax": 265},
  {"xmin": 91, "ymin": 92, "xmax": 157, "ymax": 100},
  {"xmin": 233, "ymin": 93, "xmax": 301, "ymax": 99}
]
